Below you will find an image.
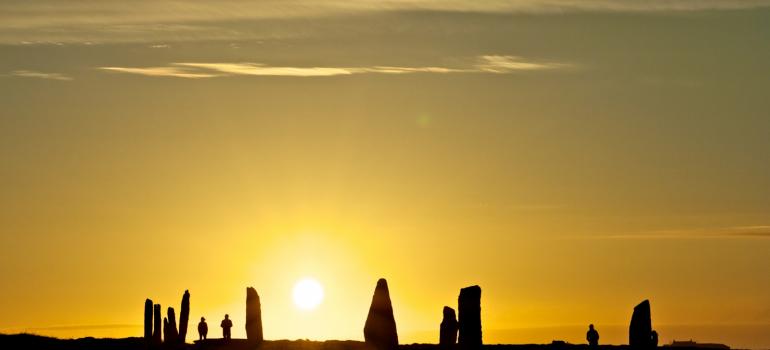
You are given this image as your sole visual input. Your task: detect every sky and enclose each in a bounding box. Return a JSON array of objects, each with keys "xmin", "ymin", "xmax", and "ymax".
[{"xmin": 1, "ymin": 0, "xmax": 770, "ymax": 348}]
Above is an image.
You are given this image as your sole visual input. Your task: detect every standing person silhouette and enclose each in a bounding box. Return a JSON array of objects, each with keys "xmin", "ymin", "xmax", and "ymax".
[
  {"xmin": 587, "ymin": 324, "xmax": 600, "ymax": 347},
  {"xmin": 198, "ymin": 317, "xmax": 208, "ymax": 340},
  {"xmin": 221, "ymin": 314, "xmax": 233, "ymax": 340}
]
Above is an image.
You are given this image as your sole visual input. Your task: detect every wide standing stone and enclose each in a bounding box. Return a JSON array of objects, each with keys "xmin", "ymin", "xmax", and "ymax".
[
  {"xmin": 629, "ymin": 300, "xmax": 652, "ymax": 348},
  {"xmin": 458, "ymin": 285, "xmax": 482, "ymax": 350},
  {"xmin": 246, "ymin": 287, "xmax": 264, "ymax": 343},
  {"xmin": 364, "ymin": 278, "xmax": 399, "ymax": 350},
  {"xmin": 440, "ymin": 306, "xmax": 458, "ymax": 349},
  {"xmin": 144, "ymin": 299, "xmax": 153, "ymax": 341},
  {"xmin": 179, "ymin": 290, "xmax": 190, "ymax": 343}
]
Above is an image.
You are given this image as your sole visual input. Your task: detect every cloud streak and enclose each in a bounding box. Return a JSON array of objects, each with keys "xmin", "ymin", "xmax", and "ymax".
[
  {"xmin": 475, "ymin": 55, "xmax": 567, "ymax": 72},
  {"xmin": 99, "ymin": 66, "xmax": 217, "ymax": 79},
  {"xmin": 3, "ymin": 1, "xmax": 769, "ymax": 29},
  {"xmin": 591, "ymin": 225, "xmax": 770, "ymax": 240},
  {"xmin": 3, "ymin": 1, "xmax": 769, "ymax": 44},
  {"xmin": 99, "ymin": 56, "xmax": 568, "ymax": 78},
  {"xmin": 9, "ymin": 70, "xmax": 72, "ymax": 81}
]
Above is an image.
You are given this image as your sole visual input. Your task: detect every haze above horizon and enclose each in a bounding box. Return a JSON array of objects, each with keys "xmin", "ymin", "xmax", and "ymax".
[{"xmin": 1, "ymin": 1, "xmax": 769, "ymax": 349}]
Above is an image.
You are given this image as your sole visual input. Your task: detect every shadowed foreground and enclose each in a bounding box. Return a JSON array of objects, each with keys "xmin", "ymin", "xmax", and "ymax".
[{"xmin": 0, "ymin": 334, "xmax": 723, "ymax": 350}]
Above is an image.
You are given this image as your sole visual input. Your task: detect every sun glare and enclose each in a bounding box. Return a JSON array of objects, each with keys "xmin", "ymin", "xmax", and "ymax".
[{"xmin": 292, "ymin": 278, "xmax": 324, "ymax": 310}]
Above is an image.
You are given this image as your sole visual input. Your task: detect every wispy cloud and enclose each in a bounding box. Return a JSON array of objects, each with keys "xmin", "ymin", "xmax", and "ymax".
[
  {"xmin": 177, "ymin": 62, "xmax": 469, "ymax": 76},
  {"xmin": 590, "ymin": 225, "xmax": 770, "ymax": 240},
  {"xmin": 362, "ymin": 66, "xmax": 464, "ymax": 74},
  {"xmin": 99, "ymin": 66, "xmax": 217, "ymax": 79},
  {"xmin": 475, "ymin": 55, "xmax": 569, "ymax": 72},
  {"xmin": 4, "ymin": 1, "xmax": 768, "ymax": 44},
  {"xmin": 99, "ymin": 56, "xmax": 567, "ymax": 78},
  {"xmin": 176, "ymin": 63, "xmax": 358, "ymax": 77},
  {"xmin": 3, "ymin": 1, "xmax": 769, "ymax": 29},
  {"xmin": 9, "ymin": 70, "xmax": 72, "ymax": 81},
  {"xmin": 722, "ymin": 225, "xmax": 770, "ymax": 238}
]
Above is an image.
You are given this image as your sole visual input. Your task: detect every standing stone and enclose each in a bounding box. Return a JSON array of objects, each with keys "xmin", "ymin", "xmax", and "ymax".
[
  {"xmin": 163, "ymin": 317, "xmax": 170, "ymax": 343},
  {"xmin": 246, "ymin": 287, "xmax": 264, "ymax": 343},
  {"xmin": 166, "ymin": 307, "xmax": 179, "ymax": 343},
  {"xmin": 144, "ymin": 299, "xmax": 153, "ymax": 341},
  {"xmin": 364, "ymin": 278, "xmax": 399, "ymax": 350},
  {"xmin": 179, "ymin": 290, "xmax": 190, "ymax": 343},
  {"xmin": 153, "ymin": 304, "xmax": 162, "ymax": 344},
  {"xmin": 458, "ymin": 285, "xmax": 482, "ymax": 350},
  {"xmin": 629, "ymin": 300, "xmax": 652, "ymax": 348},
  {"xmin": 440, "ymin": 306, "xmax": 458, "ymax": 349}
]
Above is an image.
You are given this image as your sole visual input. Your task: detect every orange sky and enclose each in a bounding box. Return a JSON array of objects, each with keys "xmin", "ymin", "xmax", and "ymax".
[{"xmin": 1, "ymin": 1, "xmax": 769, "ymax": 349}]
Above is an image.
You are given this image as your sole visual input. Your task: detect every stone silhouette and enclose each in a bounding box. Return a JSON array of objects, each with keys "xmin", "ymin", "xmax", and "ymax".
[
  {"xmin": 246, "ymin": 287, "xmax": 264, "ymax": 343},
  {"xmin": 221, "ymin": 314, "xmax": 233, "ymax": 340},
  {"xmin": 166, "ymin": 307, "xmax": 179, "ymax": 343},
  {"xmin": 364, "ymin": 278, "xmax": 399, "ymax": 350},
  {"xmin": 153, "ymin": 304, "xmax": 162, "ymax": 344},
  {"xmin": 198, "ymin": 317, "xmax": 208, "ymax": 341},
  {"xmin": 144, "ymin": 299, "xmax": 153, "ymax": 341},
  {"xmin": 587, "ymin": 324, "xmax": 599, "ymax": 347},
  {"xmin": 458, "ymin": 285, "xmax": 482, "ymax": 350},
  {"xmin": 439, "ymin": 306, "xmax": 458, "ymax": 349},
  {"xmin": 179, "ymin": 290, "xmax": 190, "ymax": 343},
  {"xmin": 629, "ymin": 300, "xmax": 653, "ymax": 348},
  {"xmin": 163, "ymin": 317, "xmax": 170, "ymax": 343},
  {"xmin": 651, "ymin": 330, "xmax": 659, "ymax": 348}
]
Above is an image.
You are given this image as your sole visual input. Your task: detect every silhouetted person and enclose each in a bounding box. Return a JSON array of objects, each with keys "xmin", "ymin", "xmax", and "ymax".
[
  {"xmin": 651, "ymin": 330, "xmax": 659, "ymax": 348},
  {"xmin": 221, "ymin": 314, "xmax": 232, "ymax": 340},
  {"xmin": 198, "ymin": 317, "xmax": 208, "ymax": 341},
  {"xmin": 587, "ymin": 324, "xmax": 599, "ymax": 347}
]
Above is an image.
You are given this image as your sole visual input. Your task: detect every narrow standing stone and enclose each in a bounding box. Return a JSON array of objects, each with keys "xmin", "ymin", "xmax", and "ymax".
[
  {"xmin": 440, "ymin": 306, "xmax": 458, "ymax": 349},
  {"xmin": 163, "ymin": 317, "xmax": 170, "ymax": 343},
  {"xmin": 246, "ymin": 287, "xmax": 264, "ymax": 343},
  {"xmin": 166, "ymin": 307, "xmax": 179, "ymax": 343},
  {"xmin": 458, "ymin": 285, "xmax": 482, "ymax": 350},
  {"xmin": 144, "ymin": 299, "xmax": 153, "ymax": 341},
  {"xmin": 179, "ymin": 290, "xmax": 190, "ymax": 343},
  {"xmin": 153, "ymin": 304, "xmax": 162, "ymax": 344}
]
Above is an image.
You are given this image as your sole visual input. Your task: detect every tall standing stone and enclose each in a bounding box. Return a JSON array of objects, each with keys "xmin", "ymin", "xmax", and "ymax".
[
  {"xmin": 179, "ymin": 290, "xmax": 190, "ymax": 343},
  {"xmin": 144, "ymin": 299, "xmax": 153, "ymax": 341},
  {"xmin": 440, "ymin": 306, "xmax": 458, "ymax": 349},
  {"xmin": 364, "ymin": 278, "xmax": 399, "ymax": 350},
  {"xmin": 166, "ymin": 307, "xmax": 179, "ymax": 343},
  {"xmin": 153, "ymin": 304, "xmax": 162, "ymax": 344},
  {"xmin": 246, "ymin": 287, "xmax": 264, "ymax": 343},
  {"xmin": 629, "ymin": 300, "xmax": 652, "ymax": 348},
  {"xmin": 458, "ymin": 285, "xmax": 482, "ymax": 350}
]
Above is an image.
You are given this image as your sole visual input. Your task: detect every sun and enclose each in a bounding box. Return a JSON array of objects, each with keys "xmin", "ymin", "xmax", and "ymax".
[{"xmin": 293, "ymin": 278, "xmax": 324, "ymax": 310}]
